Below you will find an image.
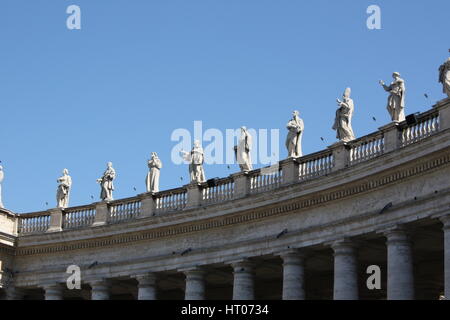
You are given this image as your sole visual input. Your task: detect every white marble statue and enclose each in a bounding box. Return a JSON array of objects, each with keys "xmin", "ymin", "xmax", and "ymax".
[
  {"xmin": 181, "ymin": 140, "xmax": 206, "ymax": 184},
  {"xmin": 146, "ymin": 152, "xmax": 162, "ymax": 193},
  {"xmin": 333, "ymin": 88, "xmax": 356, "ymax": 143},
  {"xmin": 97, "ymin": 162, "xmax": 116, "ymax": 201},
  {"xmin": 0, "ymin": 166, "xmax": 4, "ymax": 209},
  {"xmin": 234, "ymin": 126, "xmax": 253, "ymax": 173},
  {"xmin": 379, "ymin": 72, "xmax": 406, "ymax": 122},
  {"xmin": 56, "ymin": 169, "xmax": 72, "ymax": 208},
  {"xmin": 286, "ymin": 110, "xmax": 304, "ymax": 158},
  {"xmin": 439, "ymin": 58, "xmax": 450, "ymax": 98}
]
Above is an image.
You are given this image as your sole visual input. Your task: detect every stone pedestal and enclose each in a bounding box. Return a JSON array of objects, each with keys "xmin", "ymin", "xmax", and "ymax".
[
  {"xmin": 231, "ymin": 172, "xmax": 249, "ymax": 199},
  {"xmin": 332, "ymin": 240, "xmax": 359, "ymax": 300},
  {"xmin": 379, "ymin": 122, "xmax": 400, "ymax": 153},
  {"xmin": 139, "ymin": 194, "xmax": 155, "ymax": 218},
  {"xmin": 93, "ymin": 202, "xmax": 109, "ymax": 227},
  {"xmin": 136, "ymin": 274, "xmax": 157, "ymax": 300},
  {"xmin": 186, "ymin": 184, "xmax": 202, "ymax": 209},
  {"xmin": 281, "ymin": 158, "xmax": 300, "ymax": 185},
  {"xmin": 385, "ymin": 228, "xmax": 414, "ymax": 300},
  {"xmin": 183, "ymin": 269, "xmax": 206, "ymax": 300},
  {"xmin": 231, "ymin": 260, "xmax": 254, "ymax": 300},
  {"xmin": 47, "ymin": 208, "xmax": 63, "ymax": 232},
  {"xmin": 330, "ymin": 142, "xmax": 350, "ymax": 171},
  {"xmin": 280, "ymin": 250, "xmax": 306, "ymax": 300}
]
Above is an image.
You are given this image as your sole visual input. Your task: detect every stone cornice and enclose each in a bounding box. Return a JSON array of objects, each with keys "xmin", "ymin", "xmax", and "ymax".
[{"xmin": 15, "ymin": 145, "xmax": 450, "ymax": 257}]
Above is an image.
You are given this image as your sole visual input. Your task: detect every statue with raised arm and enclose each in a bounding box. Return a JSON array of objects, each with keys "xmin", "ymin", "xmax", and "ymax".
[
  {"xmin": 181, "ymin": 140, "xmax": 206, "ymax": 184},
  {"xmin": 439, "ymin": 58, "xmax": 450, "ymax": 98},
  {"xmin": 234, "ymin": 126, "xmax": 253, "ymax": 173},
  {"xmin": 97, "ymin": 162, "xmax": 116, "ymax": 201},
  {"xmin": 333, "ymin": 87, "xmax": 356, "ymax": 143},
  {"xmin": 286, "ymin": 110, "xmax": 304, "ymax": 158},
  {"xmin": 146, "ymin": 152, "xmax": 162, "ymax": 193},
  {"xmin": 0, "ymin": 166, "xmax": 4, "ymax": 209},
  {"xmin": 379, "ymin": 72, "xmax": 406, "ymax": 122},
  {"xmin": 56, "ymin": 168, "xmax": 72, "ymax": 208}
]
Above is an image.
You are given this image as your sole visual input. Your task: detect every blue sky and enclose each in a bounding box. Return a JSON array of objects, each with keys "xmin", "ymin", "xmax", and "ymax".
[{"xmin": 0, "ymin": 0, "xmax": 448, "ymax": 213}]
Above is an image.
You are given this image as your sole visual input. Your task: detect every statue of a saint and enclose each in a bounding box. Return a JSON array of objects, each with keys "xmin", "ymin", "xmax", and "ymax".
[
  {"xmin": 56, "ymin": 169, "xmax": 72, "ymax": 208},
  {"xmin": 379, "ymin": 72, "xmax": 406, "ymax": 122},
  {"xmin": 439, "ymin": 58, "xmax": 450, "ymax": 98},
  {"xmin": 181, "ymin": 140, "xmax": 206, "ymax": 184},
  {"xmin": 146, "ymin": 152, "xmax": 162, "ymax": 193},
  {"xmin": 0, "ymin": 166, "xmax": 4, "ymax": 209},
  {"xmin": 234, "ymin": 126, "xmax": 253, "ymax": 173},
  {"xmin": 286, "ymin": 111, "xmax": 304, "ymax": 158},
  {"xmin": 97, "ymin": 162, "xmax": 116, "ymax": 201},
  {"xmin": 333, "ymin": 88, "xmax": 356, "ymax": 142}
]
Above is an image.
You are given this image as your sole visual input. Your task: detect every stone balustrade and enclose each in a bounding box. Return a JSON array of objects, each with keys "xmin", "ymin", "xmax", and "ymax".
[{"xmin": 14, "ymin": 99, "xmax": 449, "ymax": 236}]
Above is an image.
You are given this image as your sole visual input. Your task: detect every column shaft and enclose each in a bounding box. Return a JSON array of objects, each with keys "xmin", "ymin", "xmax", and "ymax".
[
  {"xmin": 90, "ymin": 280, "xmax": 111, "ymax": 300},
  {"xmin": 184, "ymin": 269, "xmax": 206, "ymax": 300},
  {"xmin": 332, "ymin": 241, "xmax": 358, "ymax": 300},
  {"xmin": 281, "ymin": 251, "xmax": 306, "ymax": 300},
  {"xmin": 43, "ymin": 284, "xmax": 64, "ymax": 300},
  {"xmin": 441, "ymin": 216, "xmax": 450, "ymax": 299},
  {"xmin": 136, "ymin": 274, "xmax": 157, "ymax": 300},
  {"xmin": 232, "ymin": 261, "xmax": 254, "ymax": 300},
  {"xmin": 385, "ymin": 229, "xmax": 414, "ymax": 300}
]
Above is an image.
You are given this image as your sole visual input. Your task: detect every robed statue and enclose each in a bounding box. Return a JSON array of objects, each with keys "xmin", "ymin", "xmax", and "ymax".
[
  {"xmin": 181, "ymin": 140, "xmax": 206, "ymax": 184},
  {"xmin": 379, "ymin": 72, "xmax": 406, "ymax": 122},
  {"xmin": 97, "ymin": 162, "xmax": 116, "ymax": 201},
  {"xmin": 439, "ymin": 58, "xmax": 450, "ymax": 98},
  {"xmin": 333, "ymin": 88, "xmax": 356, "ymax": 142},
  {"xmin": 0, "ymin": 166, "xmax": 4, "ymax": 209},
  {"xmin": 234, "ymin": 126, "xmax": 253, "ymax": 173},
  {"xmin": 146, "ymin": 152, "xmax": 162, "ymax": 193},
  {"xmin": 56, "ymin": 168, "xmax": 72, "ymax": 208},
  {"xmin": 286, "ymin": 110, "xmax": 304, "ymax": 158}
]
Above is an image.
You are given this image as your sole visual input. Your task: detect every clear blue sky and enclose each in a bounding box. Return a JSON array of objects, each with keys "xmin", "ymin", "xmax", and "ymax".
[{"xmin": 0, "ymin": 0, "xmax": 448, "ymax": 213}]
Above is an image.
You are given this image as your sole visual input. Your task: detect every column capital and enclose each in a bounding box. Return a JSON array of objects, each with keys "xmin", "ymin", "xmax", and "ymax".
[
  {"xmin": 134, "ymin": 273, "xmax": 156, "ymax": 286},
  {"xmin": 439, "ymin": 214, "xmax": 450, "ymax": 229},
  {"xmin": 229, "ymin": 259, "xmax": 254, "ymax": 272},
  {"xmin": 180, "ymin": 267, "xmax": 205, "ymax": 278},
  {"xmin": 279, "ymin": 249, "xmax": 306, "ymax": 263},
  {"xmin": 88, "ymin": 278, "xmax": 111, "ymax": 289}
]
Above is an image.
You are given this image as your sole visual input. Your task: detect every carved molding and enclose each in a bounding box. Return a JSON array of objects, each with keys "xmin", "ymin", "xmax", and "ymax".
[{"xmin": 16, "ymin": 150, "xmax": 450, "ymax": 256}]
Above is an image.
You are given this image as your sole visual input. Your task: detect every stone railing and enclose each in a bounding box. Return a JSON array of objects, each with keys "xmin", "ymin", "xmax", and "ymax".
[
  {"xmin": 201, "ymin": 177, "xmax": 234, "ymax": 205},
  {"xmin": 18, "ymin": 211, "xmax": 51, "ymax": 234},
  {"xmin": 349, "ymin": 132, "xmax": 385, "ymax": 165},
  {"xmin": 154, "ymin": 187, "xmax": 187, "ymax": 214},
  {"xmin": 109, "ymin": 198, "xmax": 141, "ymax": 223},
  {"xmin": 249, "ymin": 167, "xmax": 283, "ymax": 194},
  {"xmin": 63, "ymin": 205, "xmax": 96, "ymax": 229},
  {"xmin": 400, "ymin": 109, "xmax": 440, "ymax": 147},
  {"xmin": 298, "ymin": 150, "xmax": 334, "ymax": 181},
  {"xmin": 15, "ymin": 99, "xmax": 449, "ymax": 235}
]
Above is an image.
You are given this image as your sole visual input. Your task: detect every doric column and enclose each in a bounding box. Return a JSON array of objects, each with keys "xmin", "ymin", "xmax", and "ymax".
[
  {"xmin": 90, "ymin": 279, "xmax": 111, "ymax": 300},
  {"xmin": 385, "ymin": 228, "xmax": 414, "ymax": 300},
  {"xmin": 183, "ymin": 268, "xmax": 206, "ymax": 300},
  {"xmin": 332, "ymin": 240, "xmax": 359, "ymax": 300},
  {"xmin": 43, "ymin": 284, "xmax": 64, "ymax": 300},
  {"xmin": 441, "ymin": 216, "xmax": 450, "ymax": 299},
  {"xmin": 280, "ymin": 250, "xmax": 306, "ymax": 300},
  {"xmin": 135, "ymin": 274, "xmax": 157, "ymax": 300},
  {"xmin": 231, "ymin": 260, "xmax": 254, "ymax": 300}
]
